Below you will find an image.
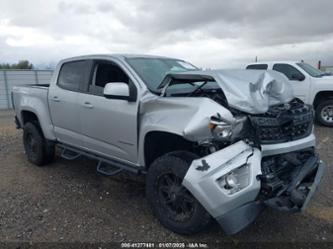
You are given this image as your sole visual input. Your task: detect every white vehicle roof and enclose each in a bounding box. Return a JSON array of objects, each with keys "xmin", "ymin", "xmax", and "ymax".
[
  {"xmin": 247, "ymin": 61, "xmax": 301, "ymax": 64},
  {"xmin": 246, "ymin": 61, "xmax": 303, "ymax": 68}
]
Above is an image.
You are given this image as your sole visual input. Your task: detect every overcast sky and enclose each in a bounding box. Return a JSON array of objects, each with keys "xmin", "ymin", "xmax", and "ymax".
[{"xmin": 1, "ymin": 0, "xmax": 333, "ymax": 68}]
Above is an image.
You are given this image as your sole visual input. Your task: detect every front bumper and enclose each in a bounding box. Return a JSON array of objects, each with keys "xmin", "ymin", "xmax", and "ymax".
[{"xmin": 182, "ymin": 140, "xmax": 325, "ymax": 234}]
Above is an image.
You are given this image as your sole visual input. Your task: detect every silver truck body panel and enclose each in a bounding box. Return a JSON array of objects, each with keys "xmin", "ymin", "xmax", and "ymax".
[
  {"xmin": 138, "ymin": 92, "xmax": 237, "ymax": 165},
  {"xmin": 183, "ymin": 141, "xmax": 262, "ymax": 218},
  {"xmin": 12, "ymin": 85, "xmax": 56, "ymax": 140},
  {"xmin": 183, "ymin": 139, "xmax": 324, "ymax": 234},
  {"xmin": 78, "ymin": 92, "xmax": 139, "ymax": 163},
  {"xmin": 48, "ymin": 86, "xmax": 83, "ymax": 147},
  {"xmin": 48, "ymin": 55, "xmax": 143, "ymax": 164}
]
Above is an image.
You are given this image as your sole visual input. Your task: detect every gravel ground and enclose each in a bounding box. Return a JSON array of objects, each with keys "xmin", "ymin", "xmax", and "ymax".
[{"xmin": 0, "ymin": 110, "xmax": 332, "ymax": 245}]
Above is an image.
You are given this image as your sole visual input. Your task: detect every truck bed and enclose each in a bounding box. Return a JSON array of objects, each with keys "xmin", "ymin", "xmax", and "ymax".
[
  {"xmin": 12, "ymin": 84, "xmax": 55, "ymax": 140},
  {"xmin": 12, "ymin": 84, "xmax": 49, "ymax": 108}
]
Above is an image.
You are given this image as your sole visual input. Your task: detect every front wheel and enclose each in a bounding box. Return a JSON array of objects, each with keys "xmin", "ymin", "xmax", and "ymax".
[
  {"xmin": 316, "ymin": 99, "xmax": 333, "ymax": 127},
  {"xmin": 146, "ymin": 151, "xmax": 212, "ymax": 234}
]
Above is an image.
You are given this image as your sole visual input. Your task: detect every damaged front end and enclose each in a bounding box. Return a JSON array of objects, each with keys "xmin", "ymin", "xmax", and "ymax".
[
  {"xmin": 259, "ymin": 149, "xmax": 325, "ymax": 212},
  {"xmin": 179, "ymin": 84, "xmax": 325, "ymax": 234},
  {"xmin": 183, "ymin": 141, "xmax": 325, "ymax": 235},
  {"xmin": 143, "ymin": 69, "xmax": 325, "ymax": 234}
]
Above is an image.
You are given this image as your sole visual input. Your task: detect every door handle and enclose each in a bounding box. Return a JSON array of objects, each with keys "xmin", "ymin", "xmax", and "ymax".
[
  {"xmin": 52, "ymin": 96, "xmax": 60, "ymax": 102},
  {"xmin": 83, "ymin": 101, "xmax": 94, "ymax": 109}
]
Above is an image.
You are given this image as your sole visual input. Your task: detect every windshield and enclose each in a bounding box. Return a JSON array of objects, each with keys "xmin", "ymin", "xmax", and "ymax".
[
  {"xmin": 126, "ymin": 57, "xmax": 198, "ymax": 91},
  {"xmin": 296, "ymin": 62, "xmax": 325, "ymax": 77}
]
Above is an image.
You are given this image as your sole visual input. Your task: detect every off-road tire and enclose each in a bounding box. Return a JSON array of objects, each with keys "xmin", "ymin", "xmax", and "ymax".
[
  {"xmin": 315, "ymin": 99, "xmax": 333, "ymax": 127},
  {"xmin": 23, "ymin": 122, "xmax": 55, "ymax": 166},
  {"xmin": 146, "ymin": 151, "xmax": 212, "ymax": 234}
]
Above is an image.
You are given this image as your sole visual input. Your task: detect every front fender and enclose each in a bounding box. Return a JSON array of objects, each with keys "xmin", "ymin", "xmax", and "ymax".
[{"xmin": 138, "ymin": 95, "xmax": 234, "ymax": 166}]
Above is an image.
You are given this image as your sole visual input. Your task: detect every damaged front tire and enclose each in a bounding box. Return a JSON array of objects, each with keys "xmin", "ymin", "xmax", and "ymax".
[{"xmin": 146, "ymin": 151, "xmax": 212, "ymax": 234}]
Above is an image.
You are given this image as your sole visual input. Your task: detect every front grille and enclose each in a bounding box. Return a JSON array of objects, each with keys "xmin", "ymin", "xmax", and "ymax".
[{"xmin": 250, "ymin": 98, "xmax": 313, "ymax": 144}]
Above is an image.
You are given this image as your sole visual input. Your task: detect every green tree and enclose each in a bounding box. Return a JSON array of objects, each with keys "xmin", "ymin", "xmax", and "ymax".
[{"xmin": 0, "ymin": 60, "xmax": 33, "ymax": 69}]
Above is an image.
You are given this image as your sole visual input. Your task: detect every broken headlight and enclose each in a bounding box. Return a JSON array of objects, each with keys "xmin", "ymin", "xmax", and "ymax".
[
  {"xmin": 209, "ymin": 114, "xmax": 246, "ymax": 141},
  {"xmin": 209, "ymin": 119, "xmax": 233, "ymax": 139},
  {"xmin": 217, "ymin": 163, "xmax": 250, "ymax": 195}
]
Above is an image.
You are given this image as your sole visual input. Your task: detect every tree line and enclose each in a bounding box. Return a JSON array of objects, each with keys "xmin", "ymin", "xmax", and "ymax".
[{"xmin": 0, "ymin": 60, "xmax": 33, "ymax": 69}]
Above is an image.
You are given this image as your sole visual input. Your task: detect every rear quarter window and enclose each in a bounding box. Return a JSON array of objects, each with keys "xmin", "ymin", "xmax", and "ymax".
[
  {"xmin": 246, "ymin": 64, "xmax": 268, "ymax": 70},
  {"xmin": 57, "ymin": 60, "xmax": 91, "ymax": 91}
]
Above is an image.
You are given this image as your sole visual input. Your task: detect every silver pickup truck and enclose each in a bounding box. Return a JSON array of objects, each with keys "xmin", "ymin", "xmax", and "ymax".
[{"xmin": 12, "ymin": 54, "xmax": 325, "ymax": 235}]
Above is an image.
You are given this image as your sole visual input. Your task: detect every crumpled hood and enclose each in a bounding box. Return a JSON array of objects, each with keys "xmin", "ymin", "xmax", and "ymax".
[
  {"xmin": 162, "ymin": 69, "xmax": 294, "ymax": 114},
  {"xmin": 212, "ymin": 69, "xmax": 294, "ymax": 113}
]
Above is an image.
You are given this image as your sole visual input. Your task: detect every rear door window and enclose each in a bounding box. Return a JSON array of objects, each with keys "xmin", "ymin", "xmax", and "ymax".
[
  {"xmin": 246, "ymin": 64, "xmax": 268, "ymax": 70},
  {"xmin": 58, "ymin": 60, "xmax": 92, "ymax": 91}
]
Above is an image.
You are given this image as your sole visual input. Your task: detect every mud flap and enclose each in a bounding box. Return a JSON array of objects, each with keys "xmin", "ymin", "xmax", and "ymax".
[{"xmin": 182, "ymin": 141, "xmax": 262, "ymax": 233}]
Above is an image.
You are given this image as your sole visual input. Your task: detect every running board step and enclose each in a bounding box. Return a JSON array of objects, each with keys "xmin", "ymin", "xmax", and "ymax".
[
  {"xmin": 97, "ymin": 161, "xmax": 123, "ymax": 176},
  {"xmin": 61, "ymin": 148, "xmax": 81, "ymax": 160},
  {"xmin": 57, "ymin": 143, "xmax": 142, "ymax": 175}
]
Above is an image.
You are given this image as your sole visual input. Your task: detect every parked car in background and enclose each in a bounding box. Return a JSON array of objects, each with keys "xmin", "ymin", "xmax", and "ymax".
[
  {"xmin": 246, "ymin": 61, "xmax": 333, "ymax": 126},
  {"xmin": 12, "ymin": 54, "xmax": 325, "ymax": 235}
]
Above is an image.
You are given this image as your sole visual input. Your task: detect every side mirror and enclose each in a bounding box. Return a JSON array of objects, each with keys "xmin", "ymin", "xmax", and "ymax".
[
  {"xmin": 291, "ymin": 73, "xmax": 305, "ymax": 81},
  {"xmin": 103, "ymin": 82, "xmax": 130, "ymax": 100}
]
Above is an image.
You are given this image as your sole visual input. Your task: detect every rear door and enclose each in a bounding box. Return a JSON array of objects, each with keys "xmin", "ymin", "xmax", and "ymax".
[
  {"xmin": 48, "ymin": 60, "xmax": 92, "ymax": 147},
  {"xmin": 77, "ymin": 59, "xmax": 139, "ymax": 163}
]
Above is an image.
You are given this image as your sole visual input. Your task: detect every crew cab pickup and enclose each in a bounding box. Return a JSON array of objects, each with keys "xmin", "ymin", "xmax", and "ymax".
[
  {"xmin": 246, "ymin": 61, "xmax": 333, "ymax": 126},
  {"xmin": 12, "ymin": 54, "xmax": 325, "ymax": 235}
]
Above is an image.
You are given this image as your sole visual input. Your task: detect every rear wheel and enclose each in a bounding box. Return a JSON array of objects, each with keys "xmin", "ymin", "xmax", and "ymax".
[
  {"xmin": 146, "ymin": 151, "xmax": 212, "ymax": 234},
  {"xmin": 316, "ymin": 99, "xmax": 333, "ymax": 126},
  {"xmin": 23, "ymin": 122, "xmax": 55, "ymax": 166}
]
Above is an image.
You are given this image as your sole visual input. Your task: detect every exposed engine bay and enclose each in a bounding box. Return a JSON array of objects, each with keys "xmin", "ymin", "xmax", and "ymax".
[
  {"xmin": 169, "ymin": 87, "xmax": 229, "ymax": 109},
  {"xmin": 259, "ymin": 148, "xmax": 320, "ymax": 211}
]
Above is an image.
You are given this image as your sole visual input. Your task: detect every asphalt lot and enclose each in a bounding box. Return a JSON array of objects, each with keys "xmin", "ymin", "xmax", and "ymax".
[{"xmin": 0, "ymin": 109, "xmax": 332, "ymax": 244}]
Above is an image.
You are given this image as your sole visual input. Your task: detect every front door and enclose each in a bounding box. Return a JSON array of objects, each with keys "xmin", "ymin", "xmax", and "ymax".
[{"xmin": 78, "ymin": 60, "xmax": 139, "ymax": 164}]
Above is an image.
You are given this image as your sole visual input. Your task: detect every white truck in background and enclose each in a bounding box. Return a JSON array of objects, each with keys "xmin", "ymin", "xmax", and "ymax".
[{"xmin": 246, "ymin": 61, "xmax": 333, "ymax": 126}]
